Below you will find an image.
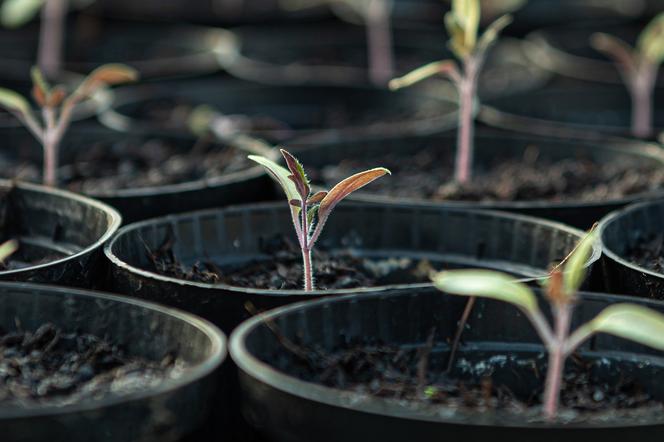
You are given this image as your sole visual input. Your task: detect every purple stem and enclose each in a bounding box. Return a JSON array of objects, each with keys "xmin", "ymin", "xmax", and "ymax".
[{"xmin": 38, "ymin": 0, "xmax": 67, "ymax": 80}]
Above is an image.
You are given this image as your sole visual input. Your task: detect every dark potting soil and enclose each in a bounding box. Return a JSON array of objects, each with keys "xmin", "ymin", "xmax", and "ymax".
[
  {"xmin": 1, "ymin": 135, "xmax": 253, "ymax": 195},
  {"xmin": 267, "ymin": 336, "xmax": 663, "ymax": 424},
  {"xmin": 623, "ymin": 233, "xmax": 664, "ymax": 274},
  {"xmin": 315, "ymin": 145, "xmax": 664, "ymax": 203},
  {"xmin": 144, "ymin": 233, "xmax": 437, "ymax": 289},
  {"xmin": 0, "ymin": 322, "xmax": 185, "ymax": 407}
]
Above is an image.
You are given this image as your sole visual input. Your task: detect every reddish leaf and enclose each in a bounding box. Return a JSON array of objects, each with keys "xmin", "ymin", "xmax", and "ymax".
[
  {"xmin": 307, "ymin": 191, "xmax": 328, "ymax": 205},
  {"xmin": 319, "ymin": 168, "xmax": 390, "ymax": 218},
  {"xmin": 281, "ymin": 149, "xmax": 310, "ymax": 198}
]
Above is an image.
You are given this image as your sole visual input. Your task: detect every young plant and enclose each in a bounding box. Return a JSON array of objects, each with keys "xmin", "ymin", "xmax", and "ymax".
[
  {"xmin": 0, "ymin": 64, "xmax": 138, "ymax": 186},
  {"xmin": 0, "ymin": 239, "xmax": 18, "ymax": 263},
  {"xmin": 591, "ymin": 13, "xmax": 664, "ymax": 138},
  {"xmin": 280, "ymin": 0, "xmax": 395, "ymax": 86},
  {"xmin": 0, "ymin": 0, "xmax": 93, "ymax": 79},
  {"xmin": 389, "ymin": 0, "xmax": 512, "ymax": 183},
  {"xmin": 249, "ymin": 149, "xmax": 390, "ymax": 291},
  {"xmin": 432, "ymin": 230, "xmax": 664, "ymax": 420}
]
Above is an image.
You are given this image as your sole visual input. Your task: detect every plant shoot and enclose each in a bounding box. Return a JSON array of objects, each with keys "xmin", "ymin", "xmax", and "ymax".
[
  {"xmin": 249, "ymin": 149, "xmax": 390, "ymax": 291},
  {"xmin": 0, "ymin": 64, "xmax": 138, "ymax": 186},
  {"xmin": 389, "ymin": 0, "xmax": 511, "ymax": 183},
  {"xmin": 433, "ymin": 230, "xmax": 664, "ymax": 420},
  {"xmin": 591, "ymin": 13, "xmax": 664, "ymax": 138}
]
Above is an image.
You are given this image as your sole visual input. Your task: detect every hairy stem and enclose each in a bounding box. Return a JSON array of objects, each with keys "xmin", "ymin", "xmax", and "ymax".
[
  {"xmin": 38, "ymin": 0, "xmax": 68, "ymax": 79},
  {"xmin": 366, "ymin": 0, "xmax": 394, "ymax": 86},
  {"xmin": 543, "ymin": 305, "xmax": 572, "ymax": 421},
  {"xmin": 630, "ymin": 65, "xmax": 657, "ymax": 138},
  {"xmin": 455, "ymin": 59, "xmax": 478, "ymax": 184},
  {"xmin": 300, "ymin": 198, "xmax": 314, "ymax": 291},
  {"xmin": 302, "ymin": 247, "xmax": 313, "ymax": 291}
]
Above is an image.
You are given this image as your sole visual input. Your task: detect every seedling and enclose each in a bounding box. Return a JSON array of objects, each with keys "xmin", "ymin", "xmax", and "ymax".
[
  {"xmin": 591, "ymin": 13, "xmax": 664, "ymax": 138},
  {"xmin": 249, "ymin": 149, "xmax": 390, "ymax": 291},
  {"xmin": 0, "ymin": 239, "xmax": 18, "ymax": 263},
  {"xmin": 389, "ymin": 0, "xmax": 512, "ymax": 183},
  {"xmin": 0, "ymin": 64, "xmax": 138, "ymax": 186},
  {"xmin": 0, "ymin": 0, "xmax": 93, "ymax": 78},
  {"xmin": 433, "ymin": 230, "xmax": 664, "ymax": 420},
  {"xmin": 280, "ymin": 0, "xmax": 394, "ymax": 85}
]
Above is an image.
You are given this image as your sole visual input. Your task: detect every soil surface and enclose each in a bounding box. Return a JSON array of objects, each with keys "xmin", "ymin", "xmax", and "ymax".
[
  {"xmin": 624, "ymin": 233, "xmax": 664, "ymax": 273},
  {"xmin": 0, "ymin": 135, "xmax": 253, "ymax": 195},
  {"xmin": 144, "ymin": 233, "xmax": 437, "ymax": 289},
  {"xmin": 0, "ymin": 322, "xmax": 185, "ymax": 407},
  {"xmin": 267, "ymin": 336, "xmax": 663, "ymax": 423},
  {"xmin": 314, "ymin": 145, "xmax": 664, "ymax": 203}
]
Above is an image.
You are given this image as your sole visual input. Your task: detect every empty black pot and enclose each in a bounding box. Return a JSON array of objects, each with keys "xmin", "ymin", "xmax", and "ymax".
[
  {"xmin": 599, "ymin": 198, "xmax": 664, "ymax": 299},
  {"xmin": 0, "ymin": 282, "xmax": 226, "ymax": 442},
  {"xmin": 104, "ymin": 201, "xmax": 600, "ymax": 334},
  {"xmin": 101, "ymin": 78, "xmax": 459, "ymax": 143},
  {"xmin": 290, "ymin": 129, "xmax": 664, "ymax": 229},
  {"xmin": 0, "ymin": 180, "xmax": 120, "ymax": 288},
  {"xmin": 230, "ymin": 287, "xmax": 664, "ymax": 441}
]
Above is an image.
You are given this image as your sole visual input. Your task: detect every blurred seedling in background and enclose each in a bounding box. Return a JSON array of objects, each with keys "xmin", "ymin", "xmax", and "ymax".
[
  {"xmin": 249, "ymin": 149, "xmax": 390, "ymax": 291},
  {"xmin": 433, "ymin": 229, "xmax": 664, "ymax": 420},
  {"xmin": 390, "ymin": 0, "xmax": 511, "ymax": 184},
  {"xmin": 0, "ymin": 240, "xmax": 18, "ymax": 266},
  {"xmin": 591, "ymin": 12, "xmax": 664, "ymax": 138},
  {"xmin": 1, "ymin": 0, "xmax": 95, "ymax": 79},
  {"xmin": 0, "ymin": 64, "xmax": 138, "ymax": 186},
  {"xmin": 280, "ymin": 0, "xmax": 394, "ymax": 85}
]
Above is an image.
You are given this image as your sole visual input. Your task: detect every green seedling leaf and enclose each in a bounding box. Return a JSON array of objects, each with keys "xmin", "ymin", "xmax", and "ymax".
[
  {"xmin": 0, "ymin": 0, "xmax": 44, "ymax": 28},
  {"xmin": 248, "ymin": 154, "xmax": 301, "ymax": 211},
  {"xmin": 0, "ymin": 239, "xmax": 18, "ymax": 262},
  {"xmin": 0, "ymin": 88, "xmax": 31, "ymax": 115},
  {"xmin": 318, "ymin": 167, "xmax": 390, "ymax": 219},
  {"xmin": 432, "ymin": 269, "xmax": 540, "ymax": 316},
  {"xmin": 562, "ymin": 228, "xmax": 597, "ymax": 295},
  {"xmin": 453, "ymin": 0, "xmax": 479, "ymax": 51},
  {"xmin": 188, "ymin": 105, "xmax": 218, "ymax": 137},
  {"xmin": 586, "ymin": 304, "xmax": 664, "ymax": 350},
  {"xmin": 280, "ymin": 149, "xmax": 310, "ymax": 199},
  {"xmin": 307, "ymin": 205, "xmax": 319, "ymax": 226},
  {"xmin": 476, "ymin": 14, "xmax": 513, "ymax": 53},
  {"xmin": 637, "ymin": 12, "xmax": 664, "ymax": 65},
  {"xmin": 30, "ymin": 66, "xmax": 51, "ymax": 96},
  {"xmin": 590, "ymin": 33, "xmax": 637, "ymax": 70},
  {"xmin": 389, "ymin": 60, "xmax": 460, "ymax": 90}
]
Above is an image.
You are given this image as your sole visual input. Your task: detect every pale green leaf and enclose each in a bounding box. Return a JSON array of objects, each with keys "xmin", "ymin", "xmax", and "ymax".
[
  {"xmin": 563, "ymin": 229, "xmax": 597, "ymax": 295},
  {"xmin": 588, "ymin": 304, "xmax": 664, "ymax": 350},
  {"xmin": 445, "ymin": 11, "xmax": 469, "ymax": 59},
  {"xmin": 432, "ymin": 269, "xmax": 539, "ymax": 315},
  {"xmin": 0, "ymin": 0, "xmax": 44, "ymax": 28},
  {"xmin": 453, "ymin": 0, "xmax": 479, "ymax": 50},
  {"xmin": 389, "ymin": 60, "xmax": 460, "ymax": 90},
  {"xmin": 637, "ymin": 12, "xmax": 664, "ymax": 65},
  {"xmin": 476, "ymin": 14, "xmax": 512, "ymax": 53},
  {"xmin": 248, "ymin": 154, "xmax": 301, "ymax": 209},
  {"xmin": 0, "ymin": 239, "xmax": 17, "ymax": 262},
  {"xmin": 0, "ymin": 88, "xmax": 31, "ymax": 115}
]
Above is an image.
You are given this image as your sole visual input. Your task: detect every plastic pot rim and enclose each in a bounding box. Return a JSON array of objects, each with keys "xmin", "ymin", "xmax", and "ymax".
[
  {"xmin": 229, "ymin": 289, "xmax": 664, "ymax": 430},
  {"xmin": 104, "ymin": 201, "xmax": 601, "ymax": 296},
  {"xmin": 599, "ymin": 197, "xmax": 664, "ymax": 281},
  {"xmin": 0, "ymin": 180, "xmax": 122, "ymax": 277},
  {"xmin": 0, "ymin": 281, "xmax": 226, "ymax": 420}
]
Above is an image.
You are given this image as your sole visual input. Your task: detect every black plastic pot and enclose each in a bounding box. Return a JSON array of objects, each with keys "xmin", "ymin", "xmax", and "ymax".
[
  {"xmin": 480, "ymin": 86, "xmax": 664, "ymax": 141},
  {"xmin": 0, "ymin": 124, "xmax": 273, "ymax": 223},
  {"xmin": 230, "ymin": 287, "xmax": 664, "ymax": 441},
  {"xmin": 525, "ymin": 22, "xmax": 664, "ymax": 86},
  {"xmin": 0, "ymin": 282, "xmax": 225, "ymax": 442},
  {"xmin": 0, "ymin": 180, "xmax": 120, "ymax": 288},
  {"xmin": 104, "ymin": 201, "xmax": 600, "ymax": 334},
  {"xmin": 101, "ymin": 78, "xmax": 459, "ymax": 143},
  {"xmin": 289, "ymin": 129, "xmax": 664, "ymax": 229},
  {"xmin": 599, "ymin": 198, "xmax": 664, "ymax": 299},
  {"xmin": 0, "ymin": 20, "xmax": 231, "ymax": 83},
  {"xmin": 218, "ymin": 23, "xmax": 549, "ymax": 96}
]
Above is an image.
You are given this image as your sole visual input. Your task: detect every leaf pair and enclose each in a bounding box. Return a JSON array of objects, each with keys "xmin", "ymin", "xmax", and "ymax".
[{"xmin": 445, "ymin": 0, "xmax": 512, "ymax": 60}]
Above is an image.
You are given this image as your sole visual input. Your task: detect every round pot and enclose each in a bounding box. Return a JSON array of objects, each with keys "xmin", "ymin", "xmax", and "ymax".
[
  {"xmin": 0, "ymin": 20, "xmax": 232, "ymax": 83},
  {"xmin": 101, "ymin": 78, "xmax": 459, "ymax": 143},
  {"xmin": 230, "ymin": 287, "xmax": 664, "ymax": 441},
  {"xmin": 599, "ymin": 198, "xmax": 664, "ymax": 299},
  {"xmin": 480, "ymin": 85, "xmax": 664, "ymax": 141},
  {"xmin": 0, "ymin": 124, "xmax": 273, "ymax": 223},
  {"xmin": 289, "ymin": 129, "xmax": 664, "ymax": 229},
  {"xmin": 524, "ymin": 22, "xmax": 664, "ymax": 86},
  {"xmin": 0, "ymin": 180, "xmax": 120, "ymax": 288},
  {"xmin": 218, "ymin": 23, "xmax": 549, "ymax": 95},
  {"xmin": 104, "ymin": 201, "xmax": 600, "ymax": 334},
  {"xmin": 0, "ymin": 282, "xmax": 225, "ymax": 442}
]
